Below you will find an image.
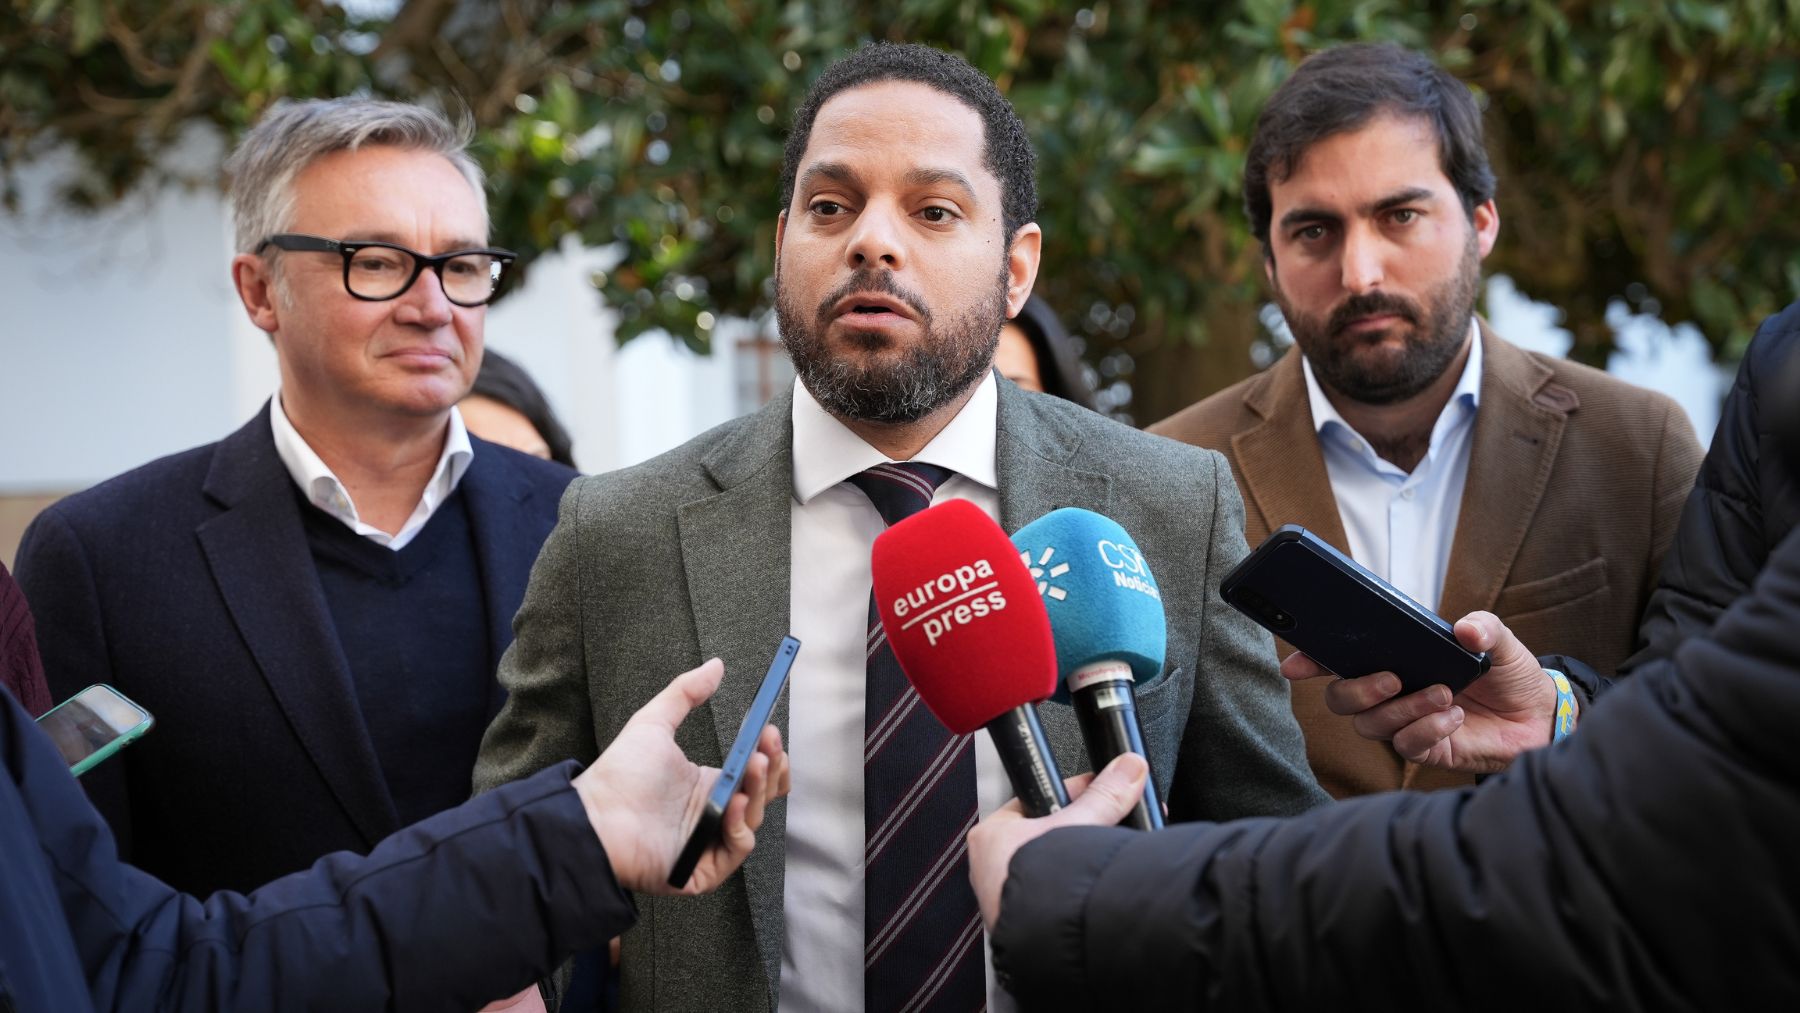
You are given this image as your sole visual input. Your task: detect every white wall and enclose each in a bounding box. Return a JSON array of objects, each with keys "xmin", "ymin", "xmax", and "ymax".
[{"xmin": 1, "ymin": 142, "xmax": 241, "ymax": 491}]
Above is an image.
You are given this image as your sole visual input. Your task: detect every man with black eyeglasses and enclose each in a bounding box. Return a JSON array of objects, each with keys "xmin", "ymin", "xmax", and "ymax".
[{"xmin": 14, "ymin": 99, "xmax": 576, "ymax": 907}]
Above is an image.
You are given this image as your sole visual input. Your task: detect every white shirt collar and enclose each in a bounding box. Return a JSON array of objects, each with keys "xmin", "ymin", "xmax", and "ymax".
[
  {"xmin": 1302, "ymin": 317, "xmax": 1483, "ymax": 445},
  {"xmin": 790, "ymin": 370, "xmax": 1000, "ymax": 504},
  {"xmin": 269, "ymin": 392, "xmax": 474, "ymax": 549}
]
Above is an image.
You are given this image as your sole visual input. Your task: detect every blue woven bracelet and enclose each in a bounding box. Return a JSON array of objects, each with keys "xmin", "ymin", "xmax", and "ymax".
[{"xmin": 1545, "ymin": 668, "xmax": 1576, "ymax": 744}]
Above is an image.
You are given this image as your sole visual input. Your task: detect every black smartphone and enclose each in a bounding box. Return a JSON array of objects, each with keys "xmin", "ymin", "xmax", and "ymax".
[
  {"xmin": 667, "ymin": 636, "xmax": 801, "ymax": 890},
  {"xmin": 1221, "ymin": 525, "xmax": 1490, "ymax": 696}
]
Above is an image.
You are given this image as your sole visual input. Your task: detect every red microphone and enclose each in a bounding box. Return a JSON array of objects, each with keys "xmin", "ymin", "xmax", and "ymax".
[{"xmin": 871, "ymin": 498, "xmax": 1071, "ymax": 816}]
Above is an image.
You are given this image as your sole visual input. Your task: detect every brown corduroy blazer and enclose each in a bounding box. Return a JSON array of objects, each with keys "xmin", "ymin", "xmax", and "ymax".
[{"xmin": 1150, "ymin": 322, "xmax": 1704, "ymax": 797}]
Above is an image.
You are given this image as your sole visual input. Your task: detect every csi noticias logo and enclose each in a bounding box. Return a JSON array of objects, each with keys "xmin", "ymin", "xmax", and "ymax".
[{"xmin": 1019, "ymin": 539, "xmax": 1163, "ymax": 602}]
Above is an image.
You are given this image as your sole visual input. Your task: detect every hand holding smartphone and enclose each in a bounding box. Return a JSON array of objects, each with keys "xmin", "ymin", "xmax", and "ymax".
[
  {"xmin": 666, "ymin": 636, "xmax": 800, "ymax": 890},
  {"xmin": 1222, "ymin": 526, "xmax": 1490, "ymax": 696}
]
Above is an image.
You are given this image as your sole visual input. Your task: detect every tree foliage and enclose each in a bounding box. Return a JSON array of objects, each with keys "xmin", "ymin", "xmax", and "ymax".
[{"xmin": 5, "ymin": 0, "xmax": 1797, "ymax": 421}]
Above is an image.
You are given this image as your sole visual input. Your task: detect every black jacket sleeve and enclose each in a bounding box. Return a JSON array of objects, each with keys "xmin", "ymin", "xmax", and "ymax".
[
  {"xmin": 4, "ymin": 673, "xmax": 636, "ymax": 1012},
  {"xmin": 1625, "ymin": 300, "xmax": 1800, "ymax": 671},
  {"xmin": 993, "ymin": 527, "xmax": 1800, "ymax": 1011},
  {"xmin": 1536, "ymin": 651, "xmax": 1610, "ymax": 709}
]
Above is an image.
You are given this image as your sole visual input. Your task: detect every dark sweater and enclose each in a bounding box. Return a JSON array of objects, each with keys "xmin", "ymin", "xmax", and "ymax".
[
  {"xmin": 1, "ymin": 561, "xmax": 52, "ymax": 716},
  {"xmin": 301, "ymin": 488, "xmax": 495, "ymax": 826}
]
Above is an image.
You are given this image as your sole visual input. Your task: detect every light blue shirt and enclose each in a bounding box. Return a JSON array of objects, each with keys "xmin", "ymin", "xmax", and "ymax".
[{"xmin": 1302, "ymin": 321, "xmax": 1482, "ymax": 613}]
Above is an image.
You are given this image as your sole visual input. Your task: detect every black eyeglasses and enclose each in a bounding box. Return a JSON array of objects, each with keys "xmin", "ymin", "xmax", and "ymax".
[{"xmin": 256, "ymin": 233, "xmax": 517, "ymax": 307}]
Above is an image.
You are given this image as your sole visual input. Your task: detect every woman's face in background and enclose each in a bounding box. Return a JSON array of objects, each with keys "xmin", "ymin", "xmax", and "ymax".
[{"xmin": 994, "ymin": 322, "xmax": 1044, "ymax": 393}]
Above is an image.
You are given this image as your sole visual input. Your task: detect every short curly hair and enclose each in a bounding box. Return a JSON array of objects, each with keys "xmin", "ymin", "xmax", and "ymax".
[
  {"xmin": 780, "ymin": 42, "xmax": 1038, "ymax": 244},
  {"xmin": 1244, "ymin": 43, "xmax": 1495, "ymax": 255}
]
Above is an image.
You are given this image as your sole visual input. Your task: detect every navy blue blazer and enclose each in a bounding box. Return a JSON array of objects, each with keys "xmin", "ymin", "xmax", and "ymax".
[
  {"xmin": 13, "ymin": 406, "xmax": 575, "ymax": 895},
  {"xmin": 0, "ymin": 682, "xmax": 634, "ymax": 1013}
]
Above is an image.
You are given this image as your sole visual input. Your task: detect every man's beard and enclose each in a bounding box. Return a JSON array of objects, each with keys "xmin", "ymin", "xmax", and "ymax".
[
  {"xmin": 1278, "ymin": 230, "xmax": 1481, "ymax": 405},
  {"xmin": 776, "ymin": 266, "xmax": 1007, "ymax": 424}
]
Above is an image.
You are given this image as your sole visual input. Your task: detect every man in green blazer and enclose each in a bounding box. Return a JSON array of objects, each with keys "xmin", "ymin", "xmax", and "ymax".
[{"xmin": 475, "ymin": 43, "xmax": 1327, "ymax": 1012}]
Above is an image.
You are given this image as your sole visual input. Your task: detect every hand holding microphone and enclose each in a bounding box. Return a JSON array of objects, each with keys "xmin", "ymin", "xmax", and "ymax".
[
  {"xmin": 1012, "ymin": 508, "xmax": 1168, "ymax": 830},
  {"xmin": 871, "ymin": 499, "xmax": 1070, "ymax": 816},
  {"xmin": 968, "ymin": 752, "xmax": 1149, "ymax": 933}
]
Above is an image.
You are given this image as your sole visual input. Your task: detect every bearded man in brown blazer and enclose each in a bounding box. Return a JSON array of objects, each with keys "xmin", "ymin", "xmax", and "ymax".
[{"xmin": 1151, "ymin": 43, "xmax": 1703, "ymax": 798}]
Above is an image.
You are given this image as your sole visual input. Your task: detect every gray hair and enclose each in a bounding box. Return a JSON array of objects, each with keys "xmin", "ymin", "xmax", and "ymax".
[{"xmin": 225, "ymin": 97, "xmax": 487, "ymax": 255}]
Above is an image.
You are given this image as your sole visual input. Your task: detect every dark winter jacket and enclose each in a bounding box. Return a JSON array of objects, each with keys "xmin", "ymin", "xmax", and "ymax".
[
  {"xmin": 992, "ymin": 522, "xmax": 1800, "ymax": 1011},
  {"xmin": 0, "ymin": 675, "xmax": 633, "ymax": 1013},
  {"xmin": 1626, "ymin": 299, "xmax": 1800, "ymax": 670}
]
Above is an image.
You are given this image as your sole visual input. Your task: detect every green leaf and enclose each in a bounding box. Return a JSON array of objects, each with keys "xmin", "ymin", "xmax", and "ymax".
[
  {"xmin": 1691, "ymin": 275, "xmax": 1739, "ymax": 333},
  {"xmin": 69, "ymin": 0, "xmax": 103, "ymax": 53},
  {"xmin": 28, "ymin": 0, "xmax": 65, "ymax": 26}
]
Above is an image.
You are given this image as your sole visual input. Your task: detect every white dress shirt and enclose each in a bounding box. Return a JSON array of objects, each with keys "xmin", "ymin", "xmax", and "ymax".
[
  {"xmin": 1302, "ymin": 320, "xmax": 1483, "ymax": 612},
  {"xmin": 269, "ymin": 392, "xmax": 473, "ymax": 552},
  {"xmin": 780, "ymin": 371, "xmax": 1015, "ymax": 1012}
]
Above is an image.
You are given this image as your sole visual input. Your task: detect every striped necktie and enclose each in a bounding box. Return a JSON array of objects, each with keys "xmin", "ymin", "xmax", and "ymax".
[{"xmin": 847, "ymin": 462, "xmax": 985, "ymax": 1013}]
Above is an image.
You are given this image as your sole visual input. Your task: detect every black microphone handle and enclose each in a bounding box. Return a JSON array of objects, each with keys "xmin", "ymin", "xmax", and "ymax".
[
  {"xmin": 985, "ymin": 702, "xmax": 1071, "ymax": 817},
  {"xmin": 1072, "ymin": 680, "xmax": 1164, "ymax": 830}
]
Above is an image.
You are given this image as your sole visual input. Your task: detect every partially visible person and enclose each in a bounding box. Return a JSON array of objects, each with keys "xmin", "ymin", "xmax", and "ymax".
[
  {"xmin": 463, "ymin": 349, "xmax": 578, "ymax": 467},
  {"xmin": 1149, "ymin": 42, "xmax": 1702, "ymax": 798},
  {"xmin": 1626, "ymin": 296, "xmax": 1800, "ymax": 667},
  {"xmin": 993, "ymin": 293, "xmax": 1100, "ymax": 409},
  {"xmin": 970, "ymin": 526, "xmax": 1800, "ymax": 1009},
  {"xmin": 0, "ymin": 560, "xmax": 51, "ymax": 716},
  {"xmin": 1, "ymin": 564, "xmax": 789, "ymax": 1013},
  {"xmin": 13, "ymin": 98, "xmax": 576, "ymax": 900},
  {"xmin": 1294, "ymin": 297, "xmax": 1800, "ymax": 774}
]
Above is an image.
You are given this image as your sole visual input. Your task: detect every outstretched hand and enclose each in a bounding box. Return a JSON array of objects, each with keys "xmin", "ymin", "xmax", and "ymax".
[
  {"xmin": 572, "ymin": 659, "xmax": 791, "ymax": 895},
  {"xmin": 1280, "ymin": 611, "xmax": 1566, "ymax": 774},
  {"xmin": 967, "ymin": 752, "xmax": 1149, "ymax": 933}
]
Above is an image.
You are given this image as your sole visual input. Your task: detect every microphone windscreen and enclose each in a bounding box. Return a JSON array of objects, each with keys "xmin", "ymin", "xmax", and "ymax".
[
  {"xmin": 1010, "ymin": 508, "xmax": 1168, "ymax": 702},
  {"xmin": 871, "ymin": 499, "xmax": 1058, "ymax": 733}
]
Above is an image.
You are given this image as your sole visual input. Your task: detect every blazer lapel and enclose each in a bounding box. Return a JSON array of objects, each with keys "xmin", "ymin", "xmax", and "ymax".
[
  {"xmin": 1227, "ymin": 351, "xmax": 1404, "ymax": 795},
  {"xmin": 459, "ymin": 442, "xmax": 544, "ymax": 715},
  {"xmin": 196, "ymin": 408, "xmax": 400, "ymax": 846},
  {"xmin": 994, "ymin": 380, "xmax": 1114, "ymax": 773},
  {"xmin": 1437, "ymin": 323, "xmax": 1571, "ymax": 623},
  {"xmin": 676, "ymin": 391, "xmax": 795, "ymax": 995},
  {"xmin": 1229, "ymin": 348, "xmax": 1351, "ymax": 552}
]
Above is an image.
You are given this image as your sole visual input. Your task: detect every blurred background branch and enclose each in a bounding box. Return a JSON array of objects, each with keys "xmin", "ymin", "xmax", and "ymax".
[{"xmin": 4, "ymin": 0, "xmax": 1796, "ymax": 421}]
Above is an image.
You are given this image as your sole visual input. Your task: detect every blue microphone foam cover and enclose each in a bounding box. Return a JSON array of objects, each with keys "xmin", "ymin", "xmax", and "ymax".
[{"xmin": 1011, "ymin": 507, "xmax": 1168, "ymax": 704}]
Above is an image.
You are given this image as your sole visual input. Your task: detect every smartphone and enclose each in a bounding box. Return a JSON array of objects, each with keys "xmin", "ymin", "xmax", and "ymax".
[
  {"xmin": 1221, "ymin": 525, "xmax": 1491, "ymax": 696},
  {"xmin": 667, "ymin": 636, "xmax": 800, "ymax": 889},
  {"xmin": 36, "ymin": 684, "xmax": 155, "ymax": 776}
]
